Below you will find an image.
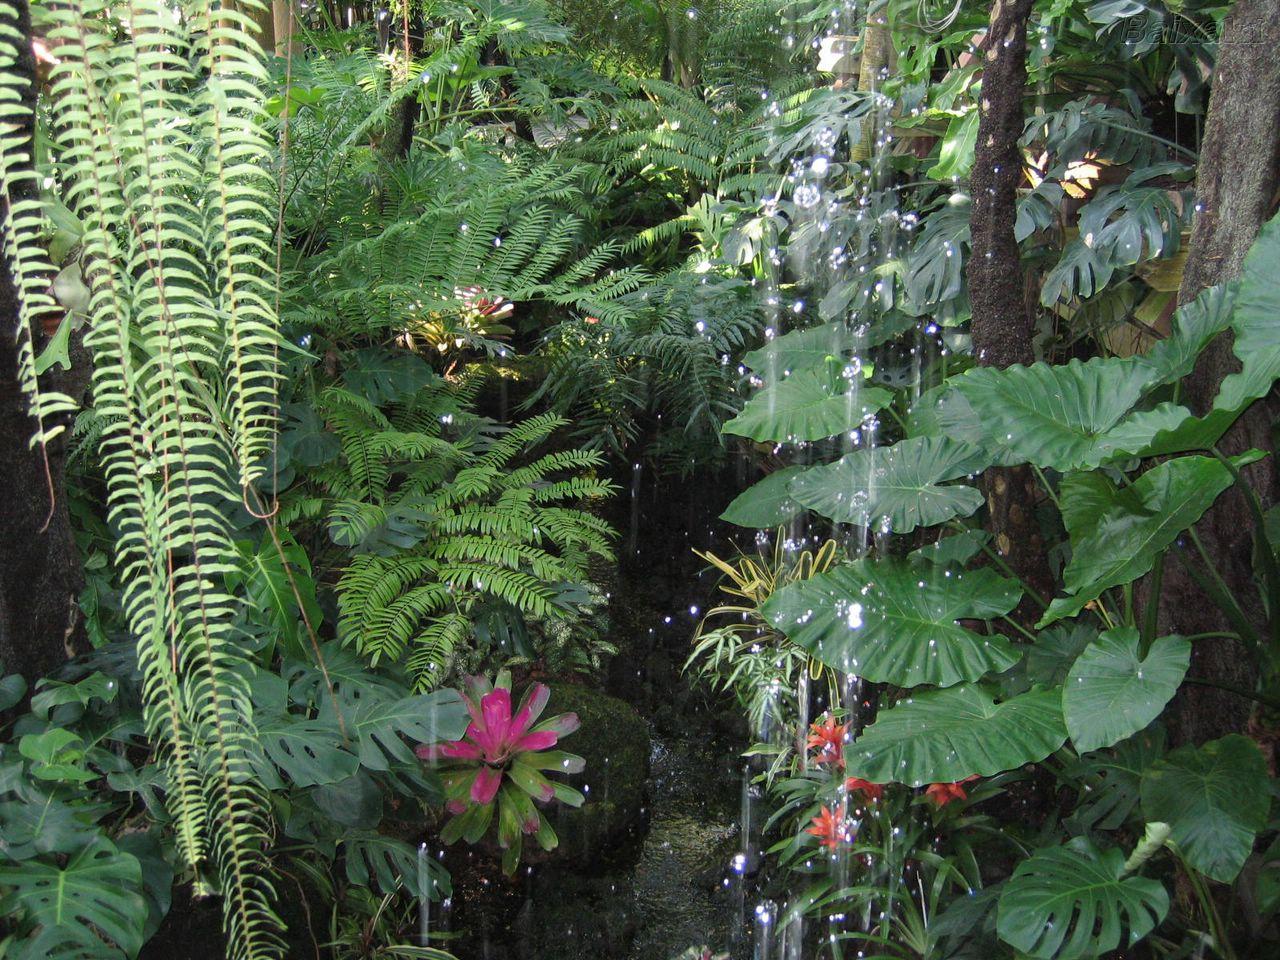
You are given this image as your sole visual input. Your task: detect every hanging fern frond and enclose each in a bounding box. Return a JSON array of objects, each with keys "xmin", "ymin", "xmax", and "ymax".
[
  {"xmin": 37, "ymin": 0, "xmax": 286, "ymax": 955},
  {"xmin": 0, "ymin": 2, "xmax": 76, "ymax": 447}
]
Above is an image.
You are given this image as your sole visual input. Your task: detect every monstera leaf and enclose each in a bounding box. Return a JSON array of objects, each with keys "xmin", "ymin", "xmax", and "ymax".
[
  {"xmin": 0, "ymin": 837, "xmax": 148, "ymax": 958},
  {"xmin": 343, "ymin": 831, "xmax": 451, "ymax": 900},
  {"xmin": 761, "ymin": 558, "xmax": 1023, "ymax": 688},
  {"xmin": 723, "ymin": 362, "xmax": 891, "ymax": 442},
  {"xmin": 742, "ymin": 322, "xmax": 854, "ymax": 376},
  {"xmin": 1141, "ymin": 734, "xmax": 1270, "ymax": 882},
  {"xmin": 351, "ymin": 689, "xmax": 469, "ymax": 771},
  {"xmin": 788, "ymin": 436, "xmax": 986, "ymax": 533},
  {"xmin": 997, "ymin": 837, "xmax": 1169, "ymax": 960},
  {"xmin": 950, "ymin": 357, "xmax": 1151, "ymax": 471},
  {"xmin": 720, "ymin": 466, "xmax": 806, "ymax": 528},
  {"xmin": 1063, "ymin": 629, "xmax": 1189, "ymax": 753},
  {"xmin": 1064, "ymin": 727, "xmax": 1167, "ymax": 834},
  {"xmin": 1041, "ymin": 455, "xmax": 1249, "ymax": 626},
  {"xmin": 253, "ymin": 714, "xmax": 359, "ymax": 789},
  {"xmin": 843, "ymin": 685, "xmax": 1067, "ymax": 785}
]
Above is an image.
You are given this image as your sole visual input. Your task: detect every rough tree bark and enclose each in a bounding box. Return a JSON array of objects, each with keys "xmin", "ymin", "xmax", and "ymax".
[
  {"xmin": 0, "ymin": 0, "xmax": 85, "ymax": 690},
  {"xmin": 1155, "ymin": 0, "xmax": 1280, "ymax": 745},
  {"xmin": 966, "ymin": 0, "xmax": 1054, "ymax": 614}
]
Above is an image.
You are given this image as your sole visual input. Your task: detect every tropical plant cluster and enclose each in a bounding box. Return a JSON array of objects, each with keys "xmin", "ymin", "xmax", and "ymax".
[{"xmin": 0, "ymin": 0, "xmax": 1277, "ymax": 959}]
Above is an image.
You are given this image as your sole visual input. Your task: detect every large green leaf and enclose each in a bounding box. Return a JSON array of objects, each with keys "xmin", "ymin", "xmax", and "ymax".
[
  {"xmin": 253, "ymin": 714, "xmax": 359, "ymax": 789},
  {"xmin": 761, "ymin": 558, "xmax": 1023, "ymax": 689},
  {"xmin": 0, "ymin": 837, "xmax": 147, "ymax": 958},
  {"xmin": 742, "ymin": 322, "xmax": 853, "ymax": 376},
  {"xmin": 719, "ymin": 466, "xmax": 806, "ymax": 528},
  {"xmin": 723, "ymin": 363, "xmax": 891, "ymax": 442},
  {"xmin": 950, "ymin": 357, "xmax": 1150, "ymax": 471},
  {"xmin": 1140, "ymin": 734, "xmax": 1270, "ymax": 882},
  {"xmin": 844, "ymin": 685, "xmax": 1067, "ymax": 785},
  {"xmin": 352, "ymin": 689, "xmax": 469, "ymax": 771},
  {"xmin": 1041, "ymin": 455, "xmax": 1244, "ymax": 626},
  {"xmin": 1127, "ymin": 216, "xmax": 1280, "ymax": 456},
  {"xmin": 788, "ymin": 437, "xmax": 986, "ymax": 534},
  {"xmin": 926, "ymin": 109, "xmax": 979, "ymax": 182},
  {"xmin": 999, "ymin": 623, "xmax": 1098, "ymax": 698},
  {"xmin": 996, "ymin": 837, "xmax": 1169, "ymax": 960},
  {"xmin": 1132, "ymin": 284, "xmax": 1234, "ymax": 387},
  {"xmin": 343, "ymin": 831, "xmax": 451, "ymax": 900},
  {"xmin": 1063, "ymin": 727, "xmax": 1166, "ymax": 834},
  {"xmin": 1063, "ymin": 629, "xmax": 1190, "ymax": 753},
  {"xmin": 344, "ymin": 347, "xmax": 436, "ymax": 405}
]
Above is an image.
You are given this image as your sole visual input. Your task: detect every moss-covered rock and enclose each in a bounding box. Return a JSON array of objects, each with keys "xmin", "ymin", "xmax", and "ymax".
[{"xmin": 539, "ymin": 681, "xmax": 650, "ymax": 867}]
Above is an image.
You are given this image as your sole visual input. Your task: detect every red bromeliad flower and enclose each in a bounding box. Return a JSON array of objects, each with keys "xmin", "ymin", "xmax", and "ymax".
[
  {"xmin": 806, "ymin": 714, "xmax": 847, "ymax": 767},
  {"xmin": 806, "ymin": 804, "xmax": 853, "ymax": 850},
  {"xmin": 416, "ymin": 672, "xmax": 585, "ymax": 874},
  {"xmin": 844, "ymin": 777, "xmax": 885, "ymax": 803},
  {"xmin": 925, "ymin": 775, "xmax": 979, "ymax": 808}
]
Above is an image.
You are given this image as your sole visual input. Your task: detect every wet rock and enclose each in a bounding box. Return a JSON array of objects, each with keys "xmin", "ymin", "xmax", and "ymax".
[{"xmin": 541, "ymin": 681, "xmax": 651, "ymax": 868}]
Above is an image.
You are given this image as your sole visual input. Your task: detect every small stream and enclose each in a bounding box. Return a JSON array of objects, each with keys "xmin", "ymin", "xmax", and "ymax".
[{"xmin": 627, "ymin": 737, "xmax": 739, "ymax": 959}]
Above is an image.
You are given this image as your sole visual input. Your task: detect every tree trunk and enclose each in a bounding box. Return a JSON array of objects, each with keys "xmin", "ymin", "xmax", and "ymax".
[
  {"xmin": 0, "ymin": 0, "xmax": 85, "ymax": 691},
  {"xmin": 245, "ymin": 0, "xmax": 274, "ymax": 54},
  {"xmin": 966, "ymin": 0, "xmax": 1054, "ymax": 616},
  {"xmin": 271, "ymin": 0, "xmax": 299, "ymax": 58},
  {"xmin": 1156, "ymin": 0, "xmax": 1280, "ymax": 745}
]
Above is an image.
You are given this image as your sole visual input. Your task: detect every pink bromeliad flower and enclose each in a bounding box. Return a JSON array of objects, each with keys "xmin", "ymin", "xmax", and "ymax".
[{"xmin": 416, "ymin": 672, "xmax": 585, "ymax": 874}]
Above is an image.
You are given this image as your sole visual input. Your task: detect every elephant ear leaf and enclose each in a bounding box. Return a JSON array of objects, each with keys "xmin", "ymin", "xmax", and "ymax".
[
  {"xmin": 997, "ymin": 837, "xmax": 1169, "ymax": 960},
  {"xmin": 723, "ymin": 361, "xmax": 890, "ymax": 442},
  {"xmin": 1063, "ymin": 629, "xmax": 1189, "ymax": 753},
  {"xmin": 843, "ymin": 684, "xmax": 1067, "ymax": 786},
  {"xmin": 1140, "ymin": 734, "xmax": 1270, "ymax": 883},
  {"xmin": 950, "ymin": 357, "xmax": 1149, "ymax": 471},
  {"xmin": 0, "ymin": 837, "xmax": 148, "ymax": 957},
  {"xmin": 742, "ymin": 322, "xmax": 854, "ymax": 377},
  {"xmin": 787, "ymin": 436, "xmax": 986, "ymax": 534},
  {"xmin": 719, "ymin": 466, "xmax": 806, "ymax": 528},
  {"xmin": 1040, "ymin": 454, "xmax": 1253, "ymax": 627},
  {"xmin": 762, "ymin": 558, "xmax": 1023, "ymax": 689}
]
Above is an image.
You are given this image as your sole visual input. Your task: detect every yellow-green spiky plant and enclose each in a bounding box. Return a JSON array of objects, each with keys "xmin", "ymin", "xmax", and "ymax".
[{"xmin": 0, "ymin": 0, "xmax": 284, "ymax": 955}]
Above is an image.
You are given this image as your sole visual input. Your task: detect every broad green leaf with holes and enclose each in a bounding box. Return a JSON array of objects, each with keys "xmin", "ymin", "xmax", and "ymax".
[
  {"xmin": 788, "ymin": 436, "xmax": 986, "ymax": 534},
  {"xmin": 762, "ymin": 558, "xmax": 1022, "ymax": 689},
  {"xmin": 1140, "ymin": 734, "xmax": 1269, "ymax": 882},
  {"xmin": 343, "ymin": 831, "xmax": 451, "ymax": 900},
  {"xmin": 0, "ymin": 837, "xmax": 147, "ymax": 957},
  {"xmin": 1064, "ymin": 629, "xmax": 1189, "ymax": 753},
  {"xmin": 352, "ymin": 689, "xmax": 469, "ymax": 771},
  {"xmin": 723, "ymin": 362, "xmax": 891, "ymax": 442},
  {"xmin": 843, "ymin": 684, "xmax": 1067, "ymax": 785},
  {"xmin": 253, "ymin": 715, "xmax": 358, "ymax": 789},
  {"xmin": 997, "ymin": 837, "xmax": 1168, "ymax": 959}
]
